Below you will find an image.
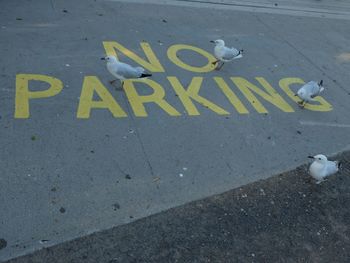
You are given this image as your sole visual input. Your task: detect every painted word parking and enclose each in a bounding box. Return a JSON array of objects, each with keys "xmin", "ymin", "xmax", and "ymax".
[{"xmin": 14, "ymin": 41, "xmax": 332, "ymax": 119}]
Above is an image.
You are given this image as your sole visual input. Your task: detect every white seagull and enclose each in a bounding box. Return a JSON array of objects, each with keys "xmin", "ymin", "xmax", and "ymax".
[
  {"xmin": 101, "ymin": 55, "xmax": 152, "ymax": 88},
  {"xmin": 210, "ymin": 39, "xmax": 243, "ymax": 70},
  {"xmin": 295, "ymin": 80, "xmax": 324, "ymax": 108},
  {"xmin": 308, "ymin": 154, "xmax": 341, "ymax": 184}
]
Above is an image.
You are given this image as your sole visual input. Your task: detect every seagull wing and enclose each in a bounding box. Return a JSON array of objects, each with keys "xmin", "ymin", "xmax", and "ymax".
[
  {"xmin": 221, "ymin": 47, "xmax": 240, "ymax": 60},
  {"xmin": 325, "ymin": 161, "xmax": 339, "ymax": 176},
  {"xmin": 115, "ymin": 63, "xmax": 143, "ymax": 79},
  {"xmin": 306, "ymin": 81, "xmax": 321, "ymax": 98}
]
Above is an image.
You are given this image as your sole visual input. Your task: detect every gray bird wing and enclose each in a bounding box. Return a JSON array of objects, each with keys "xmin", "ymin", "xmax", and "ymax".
[
  {"xmin": 325, "ymin": 161, "xmax": 339, "ymax": 176},
  {"xmin": 305, "ymin": 81, "xmax": 321, "ymax": 98},
  {"xmin": 221, "ymin": 47, "xmax": 240, "ymax": 60},
  {"xmin": 114, "ymin": 63, "xmax": 142, "ymax": 79}
]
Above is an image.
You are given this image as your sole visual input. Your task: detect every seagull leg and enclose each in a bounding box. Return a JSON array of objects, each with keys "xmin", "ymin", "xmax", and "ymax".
[
  {"xmin": 211, "ymin": 60, "xmax": 219, "ymax": 65},
  {"xmin": 110, "ymin": 79, "xmax": 123, "ymax": 91},
  {"xmin": 298, "ymin": 100, "xmax": 305, "ymax": 108},
  {"xmin": 111, "ymin": 80, "xmax": 123, "ymax": 91},
  {"xmin": 115, "ymin": 80, "xmax": 124, "ymax": 90},
  {"xmin": 316, "ymin": 179, "xmax": 324, "ymax": 185},
  {"xmin": 216, "ymin": 62, "xmax": 225, "ymax": 70}
]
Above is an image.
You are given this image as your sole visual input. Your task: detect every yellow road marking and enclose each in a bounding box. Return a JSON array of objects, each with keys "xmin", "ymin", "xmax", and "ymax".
[
  {"xmin": 214, "ymin": 77, "xmax": 249, "ymax": 114},
  {"xmin": 15, "ymin": 74, "xmax": 63, "ymax": 118},
  {"xmin": 103, "ymin": 41, "xmax": 164, "ymax": 72},
  {"xmin": 77, "ymin": 76, "xmax": 127, "ymax": 118},
  {"xmin": 168, "ymin": 76, "xmax": 229, "ymax": 115},
  {"xmin": 124, "ymin": 78, "xmax": 181, "ymax": 117},
  {"xmin": 232, "ymin": 77, "xmax": 295, "ymax": 113},
  {"xmin": 167, "ymin": 44, "xmax": 216, "ymax": 73}
]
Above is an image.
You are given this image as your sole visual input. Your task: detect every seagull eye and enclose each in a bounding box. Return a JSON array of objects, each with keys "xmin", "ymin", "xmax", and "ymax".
[{"xmin": 318, "ymin": 158, "xmax": 321, "ymax": 160}]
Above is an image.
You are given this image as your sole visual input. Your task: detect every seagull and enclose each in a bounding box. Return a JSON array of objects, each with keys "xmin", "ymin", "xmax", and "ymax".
[
  {"xmin": 101, "ymin": 55, "xmax": 152, "ymax": 88},
  {"xmin": 210, "ymin": 39, "xmax": 243, "ymax": 70},
  {"xmin": 308, "ymin": 154, "xmax": 341, "ymax": 184},
  {"xmin": 295, "ymin": 80, "xmax": 324, "ymax": 108}
]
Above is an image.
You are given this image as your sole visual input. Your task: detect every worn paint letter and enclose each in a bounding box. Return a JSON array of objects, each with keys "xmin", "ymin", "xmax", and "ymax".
[
  {"xmin": 214, "ymin": 77, "xmax": 249, "ymax": 114},
  {"xmin": 124, "ymin": 79, "xmax": 180, "ymax": 117},
  {"xmin": 77, "ymin": 76, "xmax": 127, "ymax": 118},
  {"xmin": 168, "ymin": 76, "xmax": 229, "ymax": 115},
  {"xmin": 103, "ymin": 41, "xmax": 164, "ymax": 72},
  {"xmin": 15, "ymin": 74, "xmax": 63, "ymax": 118},
  {"xmin": 231, "ymin": 77, "xmax": 294, "ymax": 113},
  {"xmin": 167, "ymin": 44, "xmax": 216, "ymax": 73}
]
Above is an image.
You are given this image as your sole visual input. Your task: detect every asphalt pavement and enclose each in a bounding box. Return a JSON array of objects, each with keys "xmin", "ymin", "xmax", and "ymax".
[
  {"xmin": 6, "ymin": 151, "xmax": 350, "ymax": 263},
  {"xmin": 1, "ymin": 0, "xmax": 350, "ymax": 261}
]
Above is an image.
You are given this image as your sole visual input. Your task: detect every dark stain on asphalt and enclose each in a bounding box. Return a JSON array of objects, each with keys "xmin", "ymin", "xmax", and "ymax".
[
  {"xmin": 59, "ymin": 207, "xmax": 66, "ymax": 214},
  {"xmin": 113, "ymin": 203, "xmax": 121, "ymax": 211},
  {"xmin": 0, "ymin": 238, "xmax": 7, "ymax": 250}
]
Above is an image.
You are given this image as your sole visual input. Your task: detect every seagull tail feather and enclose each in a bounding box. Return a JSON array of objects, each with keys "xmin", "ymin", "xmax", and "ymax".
[
  {"xmin": 140, "ymin": 73, "xmax": 152, "ymax": 78},
  {"xmin": 337, "ymin": 161, "xmax": 342, "ymax": 169}
]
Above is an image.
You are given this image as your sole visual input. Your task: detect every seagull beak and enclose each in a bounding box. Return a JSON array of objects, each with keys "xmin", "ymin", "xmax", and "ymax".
[
  {"xmin": 100, "ymin": 57, "xmax": 106, "ymax": 60},
  {"xmin": 308, "ymin": 156, "xmax": 314, "ymax": 159},
  {"xmin": 210, "ymin": 40, "xmax": 215, "ymax": 43}
]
